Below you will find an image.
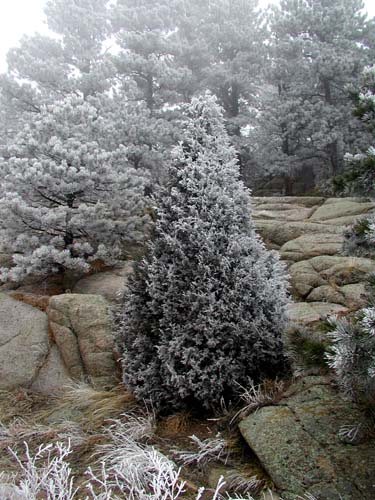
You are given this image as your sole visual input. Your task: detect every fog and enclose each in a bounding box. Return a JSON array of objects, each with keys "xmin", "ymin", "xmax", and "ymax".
[{"xmin": 1, "ymin": 0, "xmax": 375, "ymax": 71}]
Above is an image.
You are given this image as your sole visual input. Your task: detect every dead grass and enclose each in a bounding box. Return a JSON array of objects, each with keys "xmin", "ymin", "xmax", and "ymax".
[
  {"xmin": 0, "ymin": 384, "xmax": 277, "ymax": 499},
  {"xmin": 157, "ymin": 412, "xmax": 192, "ymax": 437},
  {"xmin": 52, "ymin": 382, "xmax": 137, "ymax": 429}
]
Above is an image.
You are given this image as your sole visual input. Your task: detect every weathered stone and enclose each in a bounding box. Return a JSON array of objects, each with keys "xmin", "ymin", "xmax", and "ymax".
[
  {"xmin": 253, "ymin": 204, "xmax": 316, "ymax": 222},
  {"xmin": 31, "ymin": 344, "xmax": 73, "ymax": 394},
  {"xmin": 0, "ymin": 293, "xmax": 49, "ymax": 390},
  {"xmin": 287, "ymin": 302, "xmax": 348, "ymax": 326},
  {"xmin": 252, "ymin": 196, "xmax": 325, "ymax": 208},
  {"xmin": 48, "ymin": 294, "xmax": 117, "ymax": 388},
  {"xmin": 9, "ymin": 291, "xmax": 50, "ymax": 311},
  {"xmin": 319, "ymin": 215, "xmax": 371, "ymax": 226},
  {"xmin": 340, "ymin": 283, "xmax": 369, "ymax": 310},
  {"xmin": 309, "ymin": 199, "xmax": 375, "ymax": 222},
  {"xmin": 289, "ymin": 260, "xmax": 326, "ymax": 297},
  {"xmin": 280, "ymin": 233, "xmax": 344, "ymax": 262},
  {"xmin": 73, "ymin": 262, "xmax": 133, "ymax": 302},
  {"xmin": 308, "ymin": 256, "xmax": 375, "ymax": 293},
  {"xmin": 239, "ymin": 377, "xmax": 375, "ymax": 500},
  {"xmin": 306, "ymin": 285, "xmax": 345, "ymax": 305},
  {"xmin": 306, "ymin": 283, "xmax": 369, "ymax": 310},
  {"xmin": 289, "ymin": 256, "xmax": 375, "ymax": 300},
  {"xmin": 255, "ymin": 220, "xmax": 341, "ymax": 247}
]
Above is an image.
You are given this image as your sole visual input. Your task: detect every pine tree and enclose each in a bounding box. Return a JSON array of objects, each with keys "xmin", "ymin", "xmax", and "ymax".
[
  {"xmin": 0, "ymin": 94, "xmax": 149, "ymax": 283},
  {"xmin": 111, "ymin": 0, "xmax": 191, "ymax": 114},
  {"xmin": 120, "ymin": 95, "xmax": 289, "ymax": 411},
  {"xmin": 253, "ymin": 0, "xmax": 375, "ymax": 191},
  {"xmin": 0, "ymin": 0, "xmax": 115, "ymax": 151},
  {"xmin": 336, "ymin": 65, "xmax": 375, "ymax": 256},
  {"xmin": 175, "ymin": 0, "xmax": 266, "ymax": 181}
]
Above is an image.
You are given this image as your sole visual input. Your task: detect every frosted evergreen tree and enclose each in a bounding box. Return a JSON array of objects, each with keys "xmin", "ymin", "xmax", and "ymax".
[
  {"xmin": 120, "ymin": 95, "xmax": 289, "ymax": 411},
  {"xmin": 0, "ymin": 0, "xmax": 117, "ymax": 156},
  {"xmin": 326, "ymin": 310, "xmax": 375, "ymax": 406},
  {"xmin": 0, "ymin": 94, "xmax": 149, "ymax": 283},
  {"xmin": 111, "ymin": 0, "xmax": 191, "ymax": 114},
  {"xmin": 339, "ymin": 66, "xmax": 375, "ymax": 256},
  {"xmin": 253, "ymin": 0, "xmax": 375, "ymax": 192}
]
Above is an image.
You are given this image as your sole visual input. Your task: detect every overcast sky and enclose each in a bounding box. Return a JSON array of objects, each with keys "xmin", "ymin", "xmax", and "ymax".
[{"xmin": 1, "ymin": 0, "xmax": 375, "ymax": 72}]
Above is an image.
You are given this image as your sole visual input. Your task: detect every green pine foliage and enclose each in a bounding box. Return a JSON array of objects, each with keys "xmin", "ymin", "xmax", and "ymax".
[
  {"xmin": 119, "ymin": 95, "xmax": 290, "ymax": 411},
  {"xmin": 326, "ymin": 310, "xmax": 375, "ymax": 412},
  {"xmin": 339, "ymin": 66, "xmax": 375, "ymax": 257}
]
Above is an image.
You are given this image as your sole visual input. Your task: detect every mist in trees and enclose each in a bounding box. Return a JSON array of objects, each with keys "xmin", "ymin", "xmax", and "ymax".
[
  {"xmin": 252, "ymin": 0, "xmax": 375, "ymax": 193},
  {"xmin": 1, "ymin": 0, "xmax": 375, "ymax": 194},
  {"xmin": 1, "ymin": 0, "xmax": 375, "ymax": 283}
]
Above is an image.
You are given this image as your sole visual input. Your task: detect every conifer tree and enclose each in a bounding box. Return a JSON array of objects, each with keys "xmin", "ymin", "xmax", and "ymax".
[
  {"xmin": 111, "ymin": 0, "xmax": 190, "ymax": 114},
  {"xmin": 253, "ymin": 0, "xmax": 375, "ymax": 191},
  {"xmin": 120, "ymin": 95, "xmax": 289, "ymax": 411},
  {"xmin": 0, "ymin": 94, "xmax": 149, "ymax": 283}
]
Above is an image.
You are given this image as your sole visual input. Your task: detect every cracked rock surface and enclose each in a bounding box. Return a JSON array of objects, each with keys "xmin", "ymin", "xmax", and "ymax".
[
  {"xmin": 0, "ymin": 293, "xmax": 49, "ymax": 390},
  {"xmin": 239, "ymin": 376, "xmax": 375, "ymax": 500},
  {"xmin": 253, "ymin": 197, "xmax": 375, "ymax": 325},
  {"xmin": 48, "ymin": 294, "xmax": 118, "ymax": 389}
]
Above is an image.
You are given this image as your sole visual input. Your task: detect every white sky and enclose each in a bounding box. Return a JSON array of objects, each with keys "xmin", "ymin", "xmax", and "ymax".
[{"xmin": 1, "ymin": 0, "xmax": 375, "ymax": 72}]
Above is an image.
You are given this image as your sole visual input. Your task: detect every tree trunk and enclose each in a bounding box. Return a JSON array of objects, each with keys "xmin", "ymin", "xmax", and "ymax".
[{"xmin": 146, "ymin": 74, "xmax": 154, "ymax": 115}]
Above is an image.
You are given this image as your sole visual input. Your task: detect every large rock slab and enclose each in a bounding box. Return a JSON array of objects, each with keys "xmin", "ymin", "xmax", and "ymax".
[
  {"xmin": 48, "ymin": 294, "xmax": 117, "ymax": 388},
  {"xmin": 309, "ymin": 199, "xmax": 375, "ymax": 222},
  {"xmin": 289, "ymin": 256, "xmax": 375, "ymax": 300},
  {"xmin": 0, "ymin": 293, "xmax": 49, "ymax": 390},
  {"xmin": 73, "ymin": 262, "xmax": 133, "ymax": 302},
  {"xmin": 252, "ymin": 196, "xmax": 325, "ymax": 208},
  {"xmin": 31, "ymin": 344, "xmax": 73, "ymax": 394},
  {"xmin": 239, "ymin": 377, "xmax": 375, "ymax": 500},
  {"xmin": 306, "ymin": 283, "xmax": 369, "ymax": 310},
  {"xmin": 287, "ymin": 302, "xmax": 348, "ymax": 327},
  {"xmin": 255, "ymin": 220, "xmax": 341, "ymax": 247},
  {"xmin": 280, "ymin": 233, "xmax": 344, "ymax": 262},
  {"xmin": 253, "ymin": 203, "xmax": 316, "ymax": 222}
]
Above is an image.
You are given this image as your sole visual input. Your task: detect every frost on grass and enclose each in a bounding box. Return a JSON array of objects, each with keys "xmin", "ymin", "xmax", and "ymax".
[
  {"xmin": 231, "ymin": 379, "xmax": 286, "ymax": 423},
  {"xmin": 0, "ymin": 428, "xmax": 320, "ymax": 500},
  {"xmin": 1, "ymin": 441, "xmax": 78, "ymax": 500},
  {"xmin": 176, "ymin": 433, "xmax": 228, "ymax": 466},
  {"xmin": 0, "ymin": 418, "xmax": 85, "ymax": 449},
  {"xmin": 87, "ymin": 442, "xmax": 185, "ymax": 500},
  {"xmin": 226, "ymin": 469, "xmax": 265, "ymax": 497},
  {"xmin": 88, "ymin": 408, "xmax": 184, "ymax": 500}
]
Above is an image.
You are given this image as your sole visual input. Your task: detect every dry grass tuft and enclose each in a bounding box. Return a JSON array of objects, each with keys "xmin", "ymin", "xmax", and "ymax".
[
  {"xmin": 52, "ymin": 382, "xmax": 136, "ymax": 428},
  {"xmin": 226, "ymin": 464, "xmax": 268, "ymax": 496},
  {"xmin": 231, "ymin": 379, "xmax": 286, "ymax": 423},
  {"xmin": 0, "ymin": 389, "xmax": 53, "ymax": 423},
  {"xmin": 157, "ymin": 412, "xmax": 192, "ymax": 437}
]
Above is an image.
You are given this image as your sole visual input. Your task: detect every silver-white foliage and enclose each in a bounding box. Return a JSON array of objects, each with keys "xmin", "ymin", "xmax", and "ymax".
[
  {"xmin": 326, "ymin": 310, "xmax": 375, "ymax": 402},
  {"xmin": 87, "ymin": 441, "xmax": 185, "ymax": 500},
  {"xmin": 2, "ymin": 441, "xmax": 78, "ymax": 500},
  {"xmin": 120, "ymin": 94, "xmax": 289, "ymax": 410},
  {"xmin": 176, "ymin": 434, "xmax": 228, "ymax": 466},
  {"xmin": 0, "ymin": 94, "xmax": 149, "ymax": 282}
]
